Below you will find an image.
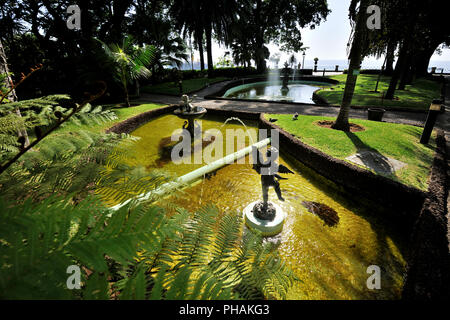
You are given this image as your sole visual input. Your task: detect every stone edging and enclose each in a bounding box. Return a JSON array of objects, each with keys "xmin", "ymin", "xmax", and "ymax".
[
  {"xmin": 259, "ymin": 114, "xmax": 427, "ymax": 229},
  {"xmin": 402, "ymin": 130, "xmax": 450, "ymax": 300},
  {"xmin": 106, "ymin": 105, "xmax": 178, "ymax": 134},
  {"xmin": 141, "ymin": 79, "xmax": 233, "ymax": 98}
]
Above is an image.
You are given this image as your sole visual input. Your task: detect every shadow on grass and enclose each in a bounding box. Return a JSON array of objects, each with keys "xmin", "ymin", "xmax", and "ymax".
[{"xmin": 344, "ymin": 132, "xmax": 397, "ymax": 177}]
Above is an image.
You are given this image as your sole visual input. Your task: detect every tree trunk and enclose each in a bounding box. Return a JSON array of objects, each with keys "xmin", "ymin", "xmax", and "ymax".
[
  {"xmin": 385, "ymin": 42, "xmax": 396, "ymax": 75},
  {"xmin": 385, "ymin": 43, "xmax": 409, "ymax": 100},
  {"xmin": 415, "ymin": 46, "xmax": 437, "ymax": 78},
  {"xmin": 205, "ymin": 25, "xmax": 214, "ymax": 78},
  {"xmin": 0, "ymin": 39, "xmax": 30, "ymax": 148},
  {"xmin": 255, "ymin": 44, "xmax": 267, "ymax": 73},
  {"xmin": 197, "ymin": 32, "xmax": 205, "ymax": 71},
  {"xmin": 109, "ymin": 0, "xmax": 134, "ymax": 43},
  {"xmin": 135, "ymin": 79, "xmax": 140, "ymax": 97},
  {"xmin": 254, "ymin": 0, "xmax": 267, "ymax": 74},
  {"xmin": 398, "ymin": 52, "xmax": 413, "ymax": 90},
  {"xmin": 386, "ymin": 6, "xmax": 421, "ymax": 99},
  {"xmin": 332, "ymin": 0, "xmax": 369, "ymax": 132},
  {"xmin": 374, "ymin": 56, "xmax": 387, "ymax": 92},
  {"xmin": 121, "ymin": 72, "xmax": 131, "ymax": 108},
  {"xmin": 124, "ymin": 89, "xmax": 131, "ymax": 108}
]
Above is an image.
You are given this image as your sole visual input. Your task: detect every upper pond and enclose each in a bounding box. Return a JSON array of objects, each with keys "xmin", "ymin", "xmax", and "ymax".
[{"xmin": 223, "ymin": 81, "xmax": 331, "ymax": 104}]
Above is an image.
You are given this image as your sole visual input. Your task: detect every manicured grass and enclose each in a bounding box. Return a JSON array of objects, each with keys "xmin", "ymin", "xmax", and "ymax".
[
  {"xmin": 59, "ymin": 103, "xmax": 166, "ymax": 134},
  {"xmin": 316, "ymin": 74, "xmax": 441, "ymax": 110},
  {"xmin": 141, "ymin": 77, "xmax": 230, "ymax": 95},
  {"xmin": 267, "ymin": 114, "xmax": 436, "ymax": 191}
]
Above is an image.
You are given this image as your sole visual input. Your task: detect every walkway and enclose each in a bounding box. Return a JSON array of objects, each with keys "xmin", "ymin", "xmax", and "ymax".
[{"xmin": 135, "ymin": 78, "xmax": 432, "ymax": 129}]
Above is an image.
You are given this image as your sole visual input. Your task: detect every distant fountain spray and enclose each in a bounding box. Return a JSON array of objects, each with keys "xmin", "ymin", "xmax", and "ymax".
[{"xmin": 268, "ymin": 53, "xmax": 281, "ymax": 87}]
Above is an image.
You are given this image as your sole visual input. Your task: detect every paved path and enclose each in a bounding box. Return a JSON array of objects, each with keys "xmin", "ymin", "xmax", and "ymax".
[{"xmin": 134, "ymin": 78, "xmax": 432, "ymax": 128}]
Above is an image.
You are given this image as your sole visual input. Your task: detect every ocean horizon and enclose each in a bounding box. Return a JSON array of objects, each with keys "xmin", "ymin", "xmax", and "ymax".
[{"xmin": 181, "ymin": 59, "xmax": 450, "ymax": 73}]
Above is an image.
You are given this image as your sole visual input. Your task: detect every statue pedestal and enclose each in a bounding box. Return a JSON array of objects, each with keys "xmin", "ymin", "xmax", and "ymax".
[{"xmin": 243, "ymin": 201, "xmax": 286, "ymax": 237}]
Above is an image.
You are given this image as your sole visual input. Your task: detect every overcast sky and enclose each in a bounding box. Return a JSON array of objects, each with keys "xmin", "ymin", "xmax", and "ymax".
[{"xmin": 203, "ymin": 0, "xmax": 450, "ymax": 67}]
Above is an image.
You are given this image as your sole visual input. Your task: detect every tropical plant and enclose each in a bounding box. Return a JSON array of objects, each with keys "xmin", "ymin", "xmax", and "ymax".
[
  {"xmin": 227, "ymin": 0, "xmax": 329, "ymax": 73},
  {"xmin": 0, "ymin": 87, "xmax": 297, "ymax": 301},
  {"xmin": 170, "ymin": 0, "xmax": 238, "ymax": 77},
  {"xmin": 0, "ymin": 106, "xmax": 297, "ymax": 300},
  {"xmin": 0, "ymin": 195, "xmax": 296, "ymax": 300},
  {"xmin": 98, "ymin": 36, "xmax": 157, "ymax": 107},
  {"xmin": 149, "ymin": 36, "xmax": 189, "ymax": 84}
]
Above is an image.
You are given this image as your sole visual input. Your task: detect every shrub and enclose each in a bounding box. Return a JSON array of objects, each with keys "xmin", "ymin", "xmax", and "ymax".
[{"xmin": 146, "ymin": 67, "xmax": 259, "ymax": 85}]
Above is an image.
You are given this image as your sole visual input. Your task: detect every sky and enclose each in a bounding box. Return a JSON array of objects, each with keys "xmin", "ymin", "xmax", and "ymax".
[{"xmin": 196, "ymin": 0, "xmax": 450, "ymax": 70}]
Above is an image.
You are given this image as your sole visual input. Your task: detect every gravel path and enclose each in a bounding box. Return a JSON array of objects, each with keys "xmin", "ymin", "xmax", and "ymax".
[
  {"xmin": 134, "ymin": 79, "xmax": 432, "ymax": 129},
  {"xmin": 438, "ymin": 77, "xmax": 450, "ymax": 252}
]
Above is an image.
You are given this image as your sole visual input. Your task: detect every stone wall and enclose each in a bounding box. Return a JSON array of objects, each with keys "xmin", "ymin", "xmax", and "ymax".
[
  {"xmin": 106, "ymin": 105, "xmax": 177, "ymax": 134},
  {"xmin": 402, "ymin": 130, "xmax": 450, "ymax": 300}
]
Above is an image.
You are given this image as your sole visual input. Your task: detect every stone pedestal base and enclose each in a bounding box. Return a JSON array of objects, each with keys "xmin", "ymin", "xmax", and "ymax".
[{"xmin": 243, "ymin": 201, "xmax": 286, "ymax": 237}]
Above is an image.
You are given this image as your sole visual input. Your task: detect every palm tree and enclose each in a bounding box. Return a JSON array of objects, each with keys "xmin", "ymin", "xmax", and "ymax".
[
  {"xmin": 332, "ymin": 0, "xmax": 370, "ymax": 132},
  {"xmin": 170, "ymin": 0, "xmax": 205, "ymax": 70},
  {"xmin": 170, "ymin": 0, "xmax": 237, "ymax": 77},
  {"xmin": 98, "ymin": 36, "xmax": 157, "ymax": 108},
  {"xmin": 154, "ymin": 36, "xmax": 189, "ymax": 71}
]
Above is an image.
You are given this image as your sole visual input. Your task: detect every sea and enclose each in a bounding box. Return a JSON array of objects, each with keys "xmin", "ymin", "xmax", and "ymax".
[{"xmin": 180, "ymin": 59, "xmax": 450, "ymax": 73}]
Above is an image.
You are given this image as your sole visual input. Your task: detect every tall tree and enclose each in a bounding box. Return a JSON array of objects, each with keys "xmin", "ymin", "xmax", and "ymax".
[
  {"xmin": 384, "ymin": 41, "xmax": 396, "ymax": 75},
  {"xmin": 376, "ymin": 0, "xmax": 450, "ymax": 99},
  {"xmin": 332, "ymin": 0, "xmax": 370, "ymax": 132},
  {"xmin": 170, "ymin": 0, "xmax": 207, "ymax": 71},
  {"xmin": 384, "ymin": 1, "xmax": 422, "ymax": 100},
  {"xmin": 170, "ymin": 0, "xmax": 238, "ymax": 77},
  {"xmin": 228, "ymin": 0, "xmax": 329, "ymax": 73}
]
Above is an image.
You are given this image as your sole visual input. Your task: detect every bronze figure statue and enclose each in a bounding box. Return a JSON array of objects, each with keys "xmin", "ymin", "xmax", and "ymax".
[{"xmin": 252, "ymin": 146, "xmax": 294, "ymax": 220}]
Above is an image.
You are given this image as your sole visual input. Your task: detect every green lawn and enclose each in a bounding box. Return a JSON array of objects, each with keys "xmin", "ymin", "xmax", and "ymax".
[
  {"xmin": 141, "ymin": 77, "xmax": 230, "ymax": 95},
  {"xmin": 59, "ymin": 103, "xmax": 166, "ymax": 134},
  {"xmin": 316, "ymin": 74, "xmax": 441, "ymax": 110},
  {"xmin": 267, "ymin": 114, "xmax": 436, "ymax": 191}
]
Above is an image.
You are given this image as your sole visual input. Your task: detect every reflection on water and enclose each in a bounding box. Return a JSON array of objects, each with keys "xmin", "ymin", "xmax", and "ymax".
[
  {"xmin": 102, "ymin": 114, "xmax": 407, "ymax": 300},
  {"xmin": 223, "ymin": 81, "xmax": 331, "ymax": 104}
]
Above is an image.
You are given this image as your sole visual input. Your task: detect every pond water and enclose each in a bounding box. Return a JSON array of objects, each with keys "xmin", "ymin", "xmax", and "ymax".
[
  {"xmin": 101, "ymin": 114, "xmax": 407, "ymax": 300},
  {"xmin": 223, "ymin": 81, "xmax": 331, "ymax": 104}
]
